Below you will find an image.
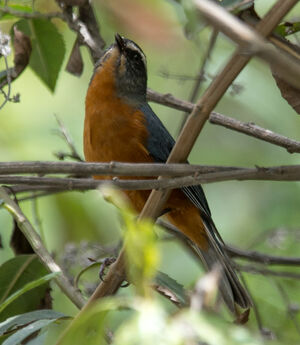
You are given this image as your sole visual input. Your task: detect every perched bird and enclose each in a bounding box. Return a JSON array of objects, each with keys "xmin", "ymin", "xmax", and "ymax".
[{"xmin": 84, "ymin": 34, "xmax": 252, "ymax": 313}]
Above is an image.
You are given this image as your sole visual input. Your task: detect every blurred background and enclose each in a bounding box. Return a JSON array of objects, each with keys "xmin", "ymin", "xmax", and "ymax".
[{"xmin": 0, "ymin": 0, "xmax": 300, "ymax": 342}]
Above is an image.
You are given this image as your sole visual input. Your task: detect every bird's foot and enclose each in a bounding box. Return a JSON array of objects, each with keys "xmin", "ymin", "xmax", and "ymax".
[{"xmin": 99, "ymin": 257, "xmax": 129, "ymax": 288}]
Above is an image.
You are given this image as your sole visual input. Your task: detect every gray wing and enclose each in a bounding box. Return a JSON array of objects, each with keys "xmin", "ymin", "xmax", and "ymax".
[{"xmin": 139, "ymin": 103, "xmax": 211, "ymax": 217}]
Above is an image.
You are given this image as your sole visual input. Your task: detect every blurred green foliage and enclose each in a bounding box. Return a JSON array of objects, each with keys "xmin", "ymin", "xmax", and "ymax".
[{"xmin": 0, "ymin": 0, "xmax": 300, "ymax": 344}]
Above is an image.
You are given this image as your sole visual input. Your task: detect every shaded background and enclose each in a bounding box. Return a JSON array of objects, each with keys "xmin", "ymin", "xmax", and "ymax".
[{"xmin": 0, "ymin": 0, "xmax": 300, "ymax": 342}]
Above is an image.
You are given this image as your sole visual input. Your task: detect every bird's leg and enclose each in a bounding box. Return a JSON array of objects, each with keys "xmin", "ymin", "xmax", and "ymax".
[{"xmin": 99, "ymin": 257, "xmax": 129, "ymax": 287}]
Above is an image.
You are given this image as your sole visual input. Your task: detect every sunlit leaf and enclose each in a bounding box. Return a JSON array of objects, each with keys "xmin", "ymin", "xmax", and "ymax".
[
  {"xmin": 114, "ymin": 299, "xmax": 167, "ymax": 345},
  {"xmin": 100, "ymin": 186, "xmax": 160, "ymax": 296},
  {"xmin": 57, "ymin": 297, "xmax": 129, "ymax": 345},
  {"xmin": 275, "ymin": 22, "xmax": 300, "ymax": 37}
]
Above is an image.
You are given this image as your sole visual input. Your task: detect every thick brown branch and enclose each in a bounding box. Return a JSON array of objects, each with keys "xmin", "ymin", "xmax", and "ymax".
[
  {"xmin": 147, "ymin": 89, "xmax": 300, "ymax": 153},
  {"xmin": 193, "ymin": 0, "xmax": 300, "ymax": 90},
  {"xmin": 55, "ymin": 0, "xmax": 104, "ymax": 62},
  {"xmin": 1, "ymin": 165, "xmax": 300, "ymax": 192},
  {"xmin": 0, "ymin": 161, "xmax": 238, "ymax": 176}
]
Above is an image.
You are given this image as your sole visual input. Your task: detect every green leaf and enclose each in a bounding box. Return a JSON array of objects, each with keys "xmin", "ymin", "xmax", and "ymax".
[
  {"xmin": 218, "ymin": 0, "xmax": 254, "ymax": 12},
  {"xmin": 56, "ymin": 297, "xmax": 129, "ymax": 345},
  {"xmin": 14, "ymin": 18, "xmax": 65, "ymax": 92},
  {"xmin": 0, "ymin": 5, "xmax": 33, "ymax": 21},
  {"xmin": 3, "ymin": 319, "xmax": 57, "ymax": 345},
  {"xmin": 155, "ymin": 271, "xmax": 188, "ymax": 307},
  {"xmin": 100, "ymin": 186, "xmax": 160, "ymax": 296},
  {"xmin": 0, "ymin": 272, "xmax": 58, "ymax": 314},
  {"xmin": 0, "ymin": 255, "xmax": 52, "ymax": 322},
  {"xmin": 275, "ymin": 22, "xmax": 300, "ymax": 37},
  {"xmin": 0, "ymin": 310, "xmax": 66, "ymax": 336}
]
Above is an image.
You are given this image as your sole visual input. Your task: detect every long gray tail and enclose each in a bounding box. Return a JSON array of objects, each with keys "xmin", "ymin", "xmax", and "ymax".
[{"xmin": 194, "ymin": 221, "xmax": 252, "ymax": 312}]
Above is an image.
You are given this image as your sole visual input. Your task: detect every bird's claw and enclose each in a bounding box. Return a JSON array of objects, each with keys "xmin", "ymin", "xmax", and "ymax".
[{"xmin": 99, "ymin": 257, "xmax": 129, "ymax": 288}]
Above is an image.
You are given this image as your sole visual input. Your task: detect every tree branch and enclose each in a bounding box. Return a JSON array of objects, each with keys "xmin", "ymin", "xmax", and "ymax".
[
  {"xmin": 193, "ymin": 0, "xmax": 300, "ymax": 90},
  {"xmin": 0, "ymin": 186, "xmax": 85, "ymax": 309},
  {"xmin": 0, "ymin": 161, "xmax": 238, "ymax": 176},
  {"xmin": 147, "ymin": 89, "xmax": 300, "ymax": 154},
  {"xmin": 1, "ymin": 165, "xmax": 300, "ymax": 193},
  {"xmin": 159, "ymin": 220, "xmax": 300, "ymax": 267},
  {"xmin": 55, "ymin": 0, "xmax": 105, "ymax": 62},
  {"xmin": 0, "ymin": 7, "xmax": 64, "ymax": 20},
  {"xmin": 226, "ymin": 245, "xmax": 300, "ymax": 266},
  {"xmin": 237, "ymin": 264, "xmax": 300, "ymax": 280}
]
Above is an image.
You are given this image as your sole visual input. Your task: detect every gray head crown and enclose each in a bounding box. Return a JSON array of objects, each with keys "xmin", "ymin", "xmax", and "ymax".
[{"xmin": 114, "ymin": 34, "xmax": 147, "ymax": 105}]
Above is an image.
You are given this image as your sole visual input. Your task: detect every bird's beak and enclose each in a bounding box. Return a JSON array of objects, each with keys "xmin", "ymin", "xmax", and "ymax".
[{"xmin": 115, "ymin": 33, "xmax": 125, "ymax": 52}]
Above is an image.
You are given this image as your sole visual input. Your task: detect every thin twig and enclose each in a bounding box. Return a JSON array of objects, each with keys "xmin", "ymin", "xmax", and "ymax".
[
  {"xmin": 0, "ymin": 186, "xmax": 85, "ymax": 309},
  {"xmin": 238, "ymin": 273, "xmax": 273, "ymax": 339},
  {"xmin": 237, "ymin": 264, "xmax": 300, "ymax": 279},
  {"xmin": 0, "ymin": 7, "xmax": 64, "ymax": 20},
  {"xmin": 55, "ymin": 0, "xmax": 104, "ymax": 62},
  {"xmin": 179, "ymin": 29, "xmax": 218, "ymax": 131},
  {"xmin": 226, "ymin": 245, "xmax": 300, "ymax": 266},
  {"xmin": 146, "ymin": 89, "xmax": 300, "ymax": 154},
  {"xmin": 274, "ymin": 280, "xmax": 300, "ymax": 336},
  {"xmin": 159, "ymin": 220, "xmax": 300, "ymax": 267},
  {"xmin": 0, "ymin": 56, "xmax": 11, "ymax": 110},
  {"xmin": 53, "ymin": 114, "xmax": 83, "ymax": 162}
]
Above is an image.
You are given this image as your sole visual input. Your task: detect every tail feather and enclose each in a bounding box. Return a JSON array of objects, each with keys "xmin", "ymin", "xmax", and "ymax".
[{"xmin": 196, "ymin": 220, "xmax": 252, "ymax": 312}]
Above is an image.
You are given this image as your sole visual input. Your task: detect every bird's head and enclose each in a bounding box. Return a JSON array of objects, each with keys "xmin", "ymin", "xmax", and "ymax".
[{"xmin": 95, "ymin": 34, "xmax": 147, "ymax": 105}]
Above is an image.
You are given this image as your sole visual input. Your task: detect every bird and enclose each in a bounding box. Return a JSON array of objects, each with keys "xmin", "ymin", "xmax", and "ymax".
[{"xmin": 84, "ymin": 33, "xmax": 252, "ymax": 313}]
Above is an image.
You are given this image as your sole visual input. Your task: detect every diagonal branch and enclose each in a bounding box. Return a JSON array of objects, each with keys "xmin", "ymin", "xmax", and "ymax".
[
  {"xmin": 0, "ymin": 186, "xmax": 85, "ymax": 309},
  {"xmin": 80, "ymin": 0, "xmax": 298, "ymax": 308},
  {"xmin": 193, "ymin": 0, "xmax": 300, "ymax": 90},
  {"xmin": 147, "ymin": 89, "xmax": 300, "ymax": 153}
]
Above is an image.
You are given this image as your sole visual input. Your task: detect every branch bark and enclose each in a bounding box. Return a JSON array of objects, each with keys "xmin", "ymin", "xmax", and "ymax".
[
  {"xmin": 146, "ymin": 91, "xmax": 300, "ymax": 154},
  {"xmin": 0, "ymin": 186, "xmax": 85, "ymax": 309},
  {"xmin": 193, "ymin": 0, "xmax": 300, "ymax": 90},
  {"xmin": 159, "ymin": 220, "xmax": 300, "ymax": 267},
  {"xmin": 1, "ymin": 165, "xmax": 300, "ymax": 193}
]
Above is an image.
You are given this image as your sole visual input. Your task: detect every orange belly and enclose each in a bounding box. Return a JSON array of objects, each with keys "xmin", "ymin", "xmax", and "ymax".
[{"xmin": 84, "ymin": 58, "xmax": 208, "ymax": 249}]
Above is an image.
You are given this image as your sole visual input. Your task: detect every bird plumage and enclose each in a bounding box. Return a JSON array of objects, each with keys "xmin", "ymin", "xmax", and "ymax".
[{"xmin": 84, "ymin": 34, "xmax": 252, "ymax": 313}]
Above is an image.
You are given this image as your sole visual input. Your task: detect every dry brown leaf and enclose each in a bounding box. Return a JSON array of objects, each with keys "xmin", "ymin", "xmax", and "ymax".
[
  {"xmin": 234, "ymin": 308, "xmax": 250, "ymax": 325},
  {"xmin": 152, "ymin": 284, "xmax": 183, "ymax": 307},
  {"xmin": 66, "ymin": 38, "xmax": 84, "ymax": 76},
  {"xmin": 270, "ymin": 36, "xmax": 300, "ymax": 115},
  {"xmin": 13, "ymin": 26, "xmax": 32, "ymax": 75},
  {"xmin": 272, "ymin": 71, "xmax": 300, "ymax": 115}
]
